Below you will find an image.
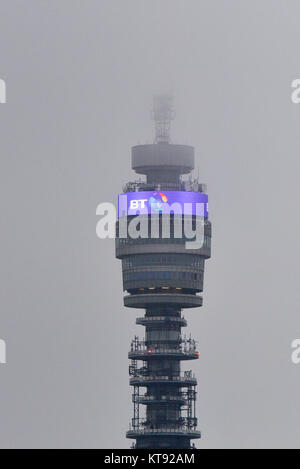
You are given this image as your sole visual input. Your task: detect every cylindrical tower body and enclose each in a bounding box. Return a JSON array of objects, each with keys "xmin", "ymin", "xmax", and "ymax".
[{"xmin": 116, "ymin": 105, "xmax": 211, "ymax": 449}]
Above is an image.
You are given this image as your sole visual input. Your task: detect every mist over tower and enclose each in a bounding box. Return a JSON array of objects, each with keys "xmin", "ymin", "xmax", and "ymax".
[{"xmin": 115, "ymin": 96, "xmax": 212, "ymax": 449}]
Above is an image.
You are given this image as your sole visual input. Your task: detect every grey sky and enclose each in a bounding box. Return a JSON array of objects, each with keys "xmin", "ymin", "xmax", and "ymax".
[{"xmin": 0, "ymin": 0, "xmax": 299, "ymax": 448}]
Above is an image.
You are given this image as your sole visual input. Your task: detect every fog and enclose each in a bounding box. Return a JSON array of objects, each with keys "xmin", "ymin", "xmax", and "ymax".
[{"xmin": 0, "ymin": 0, "xmax": 299, "ymax": 448}]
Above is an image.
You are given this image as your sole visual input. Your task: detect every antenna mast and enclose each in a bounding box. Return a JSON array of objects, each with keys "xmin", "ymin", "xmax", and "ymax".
[{"xmin": 152, "ymin": 94, "xmax": 175, "ymax": 144}]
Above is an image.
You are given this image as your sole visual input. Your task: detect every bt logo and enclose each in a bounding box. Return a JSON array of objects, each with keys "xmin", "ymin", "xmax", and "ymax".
[
  {"xmin": 129, "ymin": 199, "xmax": 148, "ymax": 210},
  {"xmin": 129, "ymin": 192, "xmax": 169, "ymax": 212}
]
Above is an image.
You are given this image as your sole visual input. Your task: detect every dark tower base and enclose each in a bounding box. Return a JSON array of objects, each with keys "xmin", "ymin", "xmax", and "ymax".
[{"xmin": 135, "ymin": 436, "xmax": 193, "ymax": 450}]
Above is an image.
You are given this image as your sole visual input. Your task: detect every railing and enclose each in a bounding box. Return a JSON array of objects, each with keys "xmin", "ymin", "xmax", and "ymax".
[
  {"xmin": 136, "ymin": 315, "xmax": 187, "ymax": 325},
  {"xmin": 123, "ymin": 182, "xmax": 183, "ymax": 192},
  {"xmin": 127, "ymin": 427, "xmax": 200, "ymax": 436},
  {"xmin": 133, "ymin": 394, "xmax": 187, "ymax": 403},
  {"xmin": 129, "ymin": 348, "xmax": 199, "ymax": 358},
  {"xmin": 130, "ymin": 372, "xmax": 197, "ymax": 384},
  {"xmin": 123, "ymin": 180, "xmax": 206, "ymax": 194},
  {"xmin": 130, "ymin": 337, "xmax": 198, "ymax": 355}
]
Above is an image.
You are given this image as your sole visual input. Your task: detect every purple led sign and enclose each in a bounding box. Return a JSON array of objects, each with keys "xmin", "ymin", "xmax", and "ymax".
[{"xmin": 118, "ymin": 191, "xmax": 209, "ymax": 217}]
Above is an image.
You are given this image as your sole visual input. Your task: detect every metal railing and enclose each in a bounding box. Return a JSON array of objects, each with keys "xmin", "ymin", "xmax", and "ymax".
[
  {"xmin": 123, "ymin": 180, "xmax": 206, "ymax": 194},
  {"xmin": 123, "ymin": 181, "xmax": 183, "ymax": 192},
  {"xmin": 133, "ymin": 394, "xmax": 187, "ymax": 404},
  {"xmin": 136, "ymin": 315, "xmax": 187, "ymax": 325},
  {"xmin": 130, "ymin": 372, "xmax": 197, "ymax": 384},
  {"xmin": 129, "ymin": 348, "xmax": 199, "ymax": 358},
  {"xmin": 127, "ymin": 427, "xmax": 200, "ymax": 436},
  {"xmin": 130, "ymin": 337, "xmax": 198, "ymax": 355}
]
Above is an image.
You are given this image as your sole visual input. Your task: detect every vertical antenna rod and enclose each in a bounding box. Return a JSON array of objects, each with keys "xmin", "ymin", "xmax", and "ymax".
[{"xmin": 152, "ymin": 94, "xmax": 175, "ymax": 144}]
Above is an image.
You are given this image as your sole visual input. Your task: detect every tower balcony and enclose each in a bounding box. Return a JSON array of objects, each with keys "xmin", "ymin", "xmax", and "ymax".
[
  {"xmin": 130, "ymin": 372, "xmax": 197, "ymax": 387},
  {"xmin": 123, "ymin": 180, "xmax": 207, "ymax": 194},
  {"xmin": 124, "ymin": 292, "xmax": 203, "ymax": 309},
  {"xmin": 136, "ymin": 315, "xmax": 187, "ymax": 327},
  {"xmin": 133, "ymin": 393, "xmax": 187, "ymax": 405},
  {"xmin": 128, "ymin": 416, "xmax": 198, "ymax": 431},
  {"xmin": 129, "ymin": 337, "xmax": 199, "ymax": 361},
  {"xmin": 126, "ymin": 427, "xmax": 201, "ymax": 440},
  {"xmin": 128, "ymin": 348, "xmax": 199, "ymax": 361}
]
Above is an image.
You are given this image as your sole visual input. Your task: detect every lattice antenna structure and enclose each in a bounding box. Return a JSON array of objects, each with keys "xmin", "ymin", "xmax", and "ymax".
[{"xmin": 152, "ymin": 94, "xmax": 175, "ymax": 144}]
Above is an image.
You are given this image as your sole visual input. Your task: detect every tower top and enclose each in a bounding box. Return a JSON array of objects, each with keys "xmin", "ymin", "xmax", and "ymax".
[{"xmin": 152, "ymin": 94, "xmax": 175, "ymax": 144}]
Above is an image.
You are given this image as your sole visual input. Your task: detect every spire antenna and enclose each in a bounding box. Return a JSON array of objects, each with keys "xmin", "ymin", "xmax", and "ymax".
[{"xmin": 152, "ymin": 94, "xmax": 175, "ymax": 144}]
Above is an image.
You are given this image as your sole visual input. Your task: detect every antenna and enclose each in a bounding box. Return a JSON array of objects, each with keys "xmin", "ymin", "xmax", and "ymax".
[{"xmin": 152, "ymin": 94, "xmax": 175, "ymax": 144}]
